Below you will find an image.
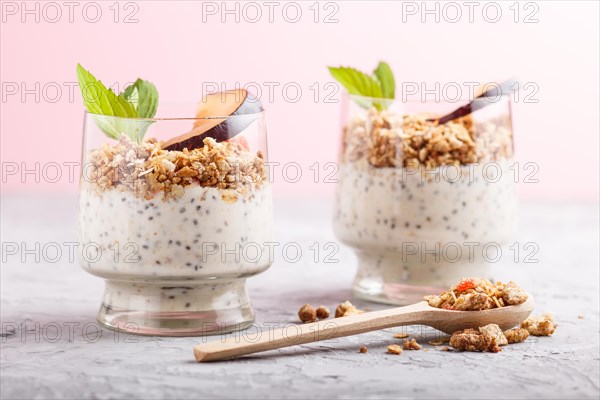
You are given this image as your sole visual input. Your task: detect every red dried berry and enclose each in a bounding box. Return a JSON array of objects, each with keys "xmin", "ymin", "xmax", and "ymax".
[{"xmin": 456, "ymin": 278, "xmax": 476, "ymax": 292}]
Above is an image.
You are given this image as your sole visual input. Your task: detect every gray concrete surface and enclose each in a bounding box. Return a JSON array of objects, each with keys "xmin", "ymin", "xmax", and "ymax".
[{"xmin": 1, "ymin": 194, "xmax": 599, "ymax": 399}]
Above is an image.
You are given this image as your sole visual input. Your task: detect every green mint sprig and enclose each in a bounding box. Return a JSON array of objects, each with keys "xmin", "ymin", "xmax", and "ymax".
[
  {"xmin": 121, "ymin": 78, "xmax": 159, "ymax": 119},
  {"xmin": 328, "ymin": 61, "xmax": 395, "ymax": 111},
  {"xmin": 76, "ymin": 63, "xmax": 158, "ymax": 143}
]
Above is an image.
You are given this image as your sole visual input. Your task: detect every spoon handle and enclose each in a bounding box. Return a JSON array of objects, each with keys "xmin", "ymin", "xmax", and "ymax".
[
  {"xmin": 194, "ymin": 303, "xmax": 428, "ymax": 362},
  {"xmin": 437, "ymin": 79, "xmax": 518, "ymax": 124}
]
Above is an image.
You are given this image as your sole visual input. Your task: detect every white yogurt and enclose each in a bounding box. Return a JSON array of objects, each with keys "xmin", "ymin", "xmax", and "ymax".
[
  {"xmin": 78, "ymin": 183, "xmax": 272, "ymax": 312},
  {"xmin": 333, "ymin": 159, "xmax": 517, "ymax": 303}
]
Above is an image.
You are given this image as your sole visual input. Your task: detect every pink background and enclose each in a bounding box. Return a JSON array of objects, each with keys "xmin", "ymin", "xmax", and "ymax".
[{"xmin": 1, "ymin": 0, "xmax": 598, "ymax": 201}]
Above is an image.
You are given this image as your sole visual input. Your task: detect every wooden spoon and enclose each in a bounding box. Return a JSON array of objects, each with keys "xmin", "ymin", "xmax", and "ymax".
[
  {"xmin": 193, "ymin": 294, "xmax": 534, "ymax": 362},
  {"xmin": 431, "ymin": 79, "xmax": 518, "ymax": 125}
]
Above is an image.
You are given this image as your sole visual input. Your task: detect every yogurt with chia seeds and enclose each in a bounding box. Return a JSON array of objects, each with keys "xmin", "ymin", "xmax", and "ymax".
[
  {"xmin": 79, "ymin": 184, "xmax": 272, "ymax": 311},
  {"xmin": 334, "ymin": 161, "xmax": 517, "ymax": 287},
  {"xmin": 333, "ymin": 106, "xmax": 517, "ymax": 304}
]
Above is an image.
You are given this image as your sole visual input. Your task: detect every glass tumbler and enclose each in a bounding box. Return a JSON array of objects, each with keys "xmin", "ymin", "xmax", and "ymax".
[
  {"xmin": 333, "ymin": 95, "xmax": 517, "ymax": 305},
  {"xmin": 78, "ymin": 107, "xmax": 272, "ymax": 336}
]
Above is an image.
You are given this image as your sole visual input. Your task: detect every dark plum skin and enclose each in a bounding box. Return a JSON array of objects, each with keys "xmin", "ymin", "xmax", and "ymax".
[
  {"xmin": 163, "ymin": 92, "xmax": 262, "ymax": 152},
  {"xmin": 202, "ymin": 92, "xmax": 262, "ymax": 141}
]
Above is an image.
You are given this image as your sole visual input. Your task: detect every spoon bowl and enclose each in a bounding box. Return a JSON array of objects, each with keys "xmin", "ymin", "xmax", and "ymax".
[
  {"xmin": 412, "ymin": 293, "xmax": 535, "ymax": 334},
  {"xmin": 194, "ymin": 294, "xmax": 535, "ymax": 361}
]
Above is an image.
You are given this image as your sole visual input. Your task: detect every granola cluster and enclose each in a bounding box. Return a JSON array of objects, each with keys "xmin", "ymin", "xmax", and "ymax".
[
  {"xmin": 297, "ymin": 300, "xmax": 362, "ymax": 323},
  {"xmin": 504, "ymin": 328, "xmax": 530, "ymax": 343},
  {"xmin": 424, "ymin": 278, "xmax": 528, "ymax": 311},
  {"xmin": 297, "ymin": 304, "xmax": 330, "ymax": 323},
  {"xmin": 521, "ymin": 313, "xmax": 557, "ymax": 336},
  {"xmin": 479, "ymin": 323, "xmax": 508, "ymax": 346},
  {"xmin": 296, "ymin": 294, "xmax": 555, "ymax": 356},
  {"xmin": 387, "ymin": 344, "xmax": 403, "ymax": 355},
  {"xmin": 450, "ymin": 324, "xmax": 532, "ymax": 353},
  {"xmin": 298, "ymin": 304, "xmax": 317, "ymax": 323},
  {"xmin": 341, "ymin": 108, "xmax": 512, "ymax": 169},
  {"xmin": 402, "ymin": 338, "xmax": 422, "ymax": 350},
  {"xmin": 335, "ymin": 301, "xmax": 364, "ymax": 317},
  {"xmin": 450, "ymin": 324, "xmax": 504, "ymax": 353},
  {"xmin": 84, "ymin": 135, "xmax": 266, "ymax": 200},
  {"xmin": 423, "ymin": 279, "xmax": 558, "ymax": 353}
]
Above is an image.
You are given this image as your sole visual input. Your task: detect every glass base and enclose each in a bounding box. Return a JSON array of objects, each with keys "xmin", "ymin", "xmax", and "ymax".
[
  {"xmin": 351, "ymin": 250, "xmax": 493, "ymax": 305},
  {"xmin": 97, "ymin": 279, "xmax": 255, "ymax": 336}
]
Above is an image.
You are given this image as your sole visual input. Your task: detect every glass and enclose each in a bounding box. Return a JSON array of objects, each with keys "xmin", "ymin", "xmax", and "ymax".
[
  {"xmin": 78, "ymin": 105, "xmax": 272, "ymax": 336},
  {"xmin": 333, "ymin": 95, "xmax": 517, "ymax": 305}
]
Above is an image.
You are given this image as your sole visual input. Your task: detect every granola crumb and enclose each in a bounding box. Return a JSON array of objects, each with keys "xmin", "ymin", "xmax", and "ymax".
[
  {"xmin": 504, "ymin": 328, "xmax": 530, "ymax": 344},
  {"xmin": 402, "ymin": 338, "xmax": 422, "ymax": 350},
  {"xmin": 428, "ymin": 337, "xmax": 450, "ymax": 346},
  {"xmin": 359, "ymin": 346, "xmax": 368, "ymax": 354},
  {"xmin": 577, "ymin": 314, "xmax": 584, "ymax": 319},
  {"xmin": 316, "ymin": 306, "xmax": 330, "ymax": 320},
  {"xmin": 440, "ymin": 346, "xmax": 450, "ymax": 352},
  {"xmin": 387, "ymin": 344, "xmax": 403, "ymax": 355},
  {"xmin": 393, "ymin": 333, "xmax": 409, "ymax": 339},
  {"xmin": 298, "ymin": 304, "xmax": 317, "ymax": 323},
  {"xmin": 335, "ymin": 301, "xmax": 364, "ymax": 317},
  {"xmin": 424, "ymin": 277, "xmax": 527, "ymax": 311},
  {"xmin": 521, "ymin": 313, "xmax": 557, "ymax": 336},
  {"xmin": 449, "ymin": 327, "xmax": 502, "ymax": 353}
]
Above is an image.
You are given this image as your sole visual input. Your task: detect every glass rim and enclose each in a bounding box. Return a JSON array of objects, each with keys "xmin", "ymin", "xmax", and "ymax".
[
  {"xmin": 84, "ymin": 109, "xmax": 266, "ymax": 122},
  {"xmin": 347, "ymin": 93, "xmax": 511, "ymax": 104}
]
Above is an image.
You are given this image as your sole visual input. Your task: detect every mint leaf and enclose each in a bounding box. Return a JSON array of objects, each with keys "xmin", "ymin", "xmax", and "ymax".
[
  {"xmin": 121, "ymin": 79, "xmax": 158, "ymax": 118},
  {"xmin": 120, "ymin": 80, "xmax": 158, "ymax": 142},
  {"xmin": 328, "ymin": 66, "xmax": 383, "ymax": 98},
  {"xmin": 76, "ymin": 64, "xmax": 159, "ymax": 143},
  {"xmin": 76, "ymin": 64, "xmax": 137, "ymax": 119},
  {"xmin": 373, "ymin": 61, "xmax": 395, "ymax": 99},
  {"xmin": 328, "ymin": 63, "xmax": 395, "ymax": 110},
  {"xmin": 122, "ymin": 84, "xmax": 138, "ymax": 103}
]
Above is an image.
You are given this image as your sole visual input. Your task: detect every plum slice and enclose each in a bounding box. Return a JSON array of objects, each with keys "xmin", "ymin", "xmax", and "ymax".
[{"xmin": 162, "ymin": 89, "xmax": 262, "ymax": 151}]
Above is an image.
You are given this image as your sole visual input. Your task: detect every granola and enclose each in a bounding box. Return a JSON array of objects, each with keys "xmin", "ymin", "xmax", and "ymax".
[
  {"xmin": 504, "ymin": 328, "xmax": 530, "ymax": 344},
  {"xmin": 387, "ymin": 344, "xmax": 403, "ymax": 355},
  {"xmin": 298, "ymin": 304, "xmax": 317, "ymax": 323},
  {"xmin": 479, "ymin": 323, "xmax": 508, "ymax": 346},
  {"xmin": 402, "ymin": 338, "xmax": 422, "ymax": 350},
  {"xmin": 341, "ymin": 108, "xmax": 512, "ymax": 169},
  {"xmin": 316, "ymin": 306, "xmax": 330, "ymax": 320},
  {"xmin": 521, "ymin": 313, "xmax": 557, "ymax": 336},
  {"xmin": 449, "ymin": 325, "xmax": 503, "ymax": 353},
  {"xmin": 84, "ymin": 135, "xmax": 266, "ymax": 200},
  {"xmin": 335, "ymin": 301, "xmax": 364, "ymax": 317},
  {"xmin": 501, "ymin": 281, "xmax": 529, "ymax": 306},
  {"xmin": 359, "ymin": 346, "xmax": 368, "ymax": 354},
  {"xmin": 424, "ymin": 278, "xmax": 527, "ymax": 311},
  {"xmin": 428, "ymin": 337, "xmax": 450, "ymax": 346},
  {"xmin": 393, "ymin": 333, "xmax": 409, "ymax": 339}
]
